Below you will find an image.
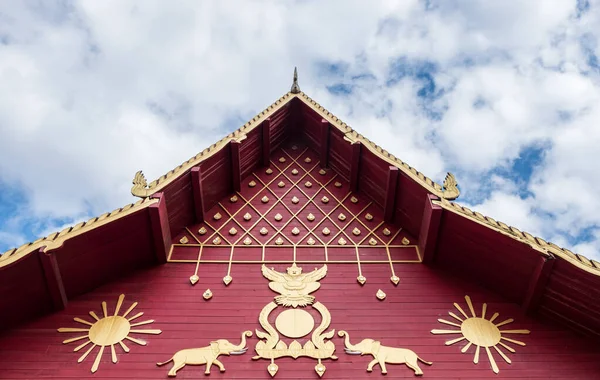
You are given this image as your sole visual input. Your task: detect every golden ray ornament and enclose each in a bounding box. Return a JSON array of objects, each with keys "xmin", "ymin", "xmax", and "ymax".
[
  {"xmin": 254, "ymin": 264, "xmax": 337, "ymax": 377},
  {"xmin": 229, "ymin": 228, "xmax": 238, "ymax": 236},
  {"xmin": 376, "ymin": 289, "xmax": 386, "ymax": 300},
  {"xmin": 292, "ymin": 227, "xmax": 300, "ymax": 236},
  {"xmin": 307, "ymin": 213, "xmax": 316, "ymax": 222},
  {"xmin": 179, "ymin": 237, "xmax": 189, "ymax": 244},
  {"xmin": 223, "ymin": 275, "xmax": 233, "ymax": 286},
  {"xmin": 304, "ymin": 157, "xmax": 312, "ymax": 163},
  {"xmin": 230, "ymin": 195, "xmax": 238, "ymax": 203},
  {"xmin": 58, "ymin": 294, "xmax": 161, "ymax": 373},
  {"xmin": 212, "ymin": 237, "xmax": 221, "ymax": 245},
  {"xmin": 321, "ymin": 196, "xmax": 329, "ymax": 204},
  {"xmin": 291, "ymin": 196, "xmax": 300, "ymax": 204},
  {"xmin": 244, "ymin": 212, "xmax": 252, "ymax": 221},
  {"xmin": 198, "ymin": 227, "xmax": 207, "ymax": 235},
  {"xmin": 319, "ymin": 169, "xmax": 326, "ymax": 175},
  {"xmin": 431, "ymin": 295, "xmax": 530, "ymax": 374},
  {"xmin": 261, "ymin": 196, "xmax": 270, "ymax": 203},
  {"xmin": 307, "ymin": 237, "xmax": 316, "ymax": 245},
  {"xmin": 334, "ymin": 182, "xmax": 342, "ymax": 188},
  {"xmin": 291, "ymin": 168, "xmax": 299, "ymax": 175},
  {"xmin": 352, "ymin": 227, "xmax": 361, "ymax": 236},
  {"xmin": 266, "ymin": 168, "xmax": 273, "ymax": 175},
  {"xmin": 305, "ymin": 181, "xmax": 312, "ymax": 188},
  {"xmin": 278, "ymin": 181, "xmax": 285, "ymax": 188},
  {"xmin": 243, "ymin": 237, "xmax": 252, "ymax": 245},
  {"xmin": 279, "ymin": 157, "xmax": 286, "ymax": 163},
  {"xmin": 383, "ymin": 228, "xmax": 391, "ymax": 236},
  {"xmin": 203, "ymin": 289, "xmax": 213, "ymax": 300},
  {"xmin": 350, "ymin": 196, "xmax": 358, "ymax": 204},
  {"xmin": 274, "ymin": 213, "xmax": 283, "ymax": 221},
  {"xmin": 260, "ymin": 227, "xmax": 269, "ymax": 236},
  {"xmin": 157, "ymin": 331, "xmax": 252, "ymax": 376},
  {"xmin": 339, "ymin": 331, "xmax": 431, "ymax": 375},
  {"xmin": 213, "ymin": 213, "xmax": 222, "ymax": 221},
  {"xmin": 249, "ymin": 181, "xmax": 257, "ymax": 188}
]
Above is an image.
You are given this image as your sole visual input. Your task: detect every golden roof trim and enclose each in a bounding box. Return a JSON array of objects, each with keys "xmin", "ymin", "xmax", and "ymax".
[
  {"xmin": 297, "ymin": 92, "xmax": 460, "ymax": 200},
  {"xmin": 434, "ymin": 198, "xmax": 600, "ymax": 276},
  {"xmin": 0, "ymin": 197, "xmax": 157, "ymax": 268}
]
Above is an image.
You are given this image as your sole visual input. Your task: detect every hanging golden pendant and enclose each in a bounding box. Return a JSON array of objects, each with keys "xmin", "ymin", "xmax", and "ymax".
[
  {"xmin": 307, "ymin": 213, "xmax": 315, "ymax": 222},
  {"xmin": 376, "ymin": 289, "xmax": 386, "ymax": 300},
  {"xmin": 351, "ymin": 196, "xmax": 358, "ymax": 204},
  {"xmin": 365, "ymin": 213, "xmax": 373, "ymax": 221},
  {"xmin": 291, "ymin": 168, "xmax": 299, "ymax": 175},
  {"xmin": 229, "ymin": 228, "xmax": 237, "ymax": 236},
  {"xmin": 338, "ymin": 237, "xmax": 347, "ymax": 245},
  {"xmin": 213, "ymin": 212, "xmax": 222, "ymax": 220},
  {"xmin": 402, "ymin": 237, "xmax": 410, "ymax": 245},
  {"xmin": 230, "ymin": 195, "xmax": 238, "ymax": 203},
  {"xmin": 383, "ymin": 228, "xmax": 391, "ymax": 236},
  {"xmin": 319, "ymin": 169, "xmax": 326, "ymax": 175},
  {"xmin": 322, "ymin": 227, "xmax": 330, "ymax": 236},
  {"xmin": 278, "ymin": 181, "xmax": 285, "ymax": 188},
  {"xmin": 305, "ymin": 181, "xmax": 312, "ymax": 188},
  {"xmin": 291, "ymin": 196, "xmax": 299, "ymax": 204},
  {"xmin": 179, "ymin": 236, "xmax": 189, "ymax": 244},
  {"xmin": 189, "ymin": 274, "xmax": 199, "ymax": 285},
  {"xmin": 334, "ymin": 182, "xmax": 342, "ymax": 188},
  {"xmin": 203, "ymin": 289, "xmax": 213, "ymax": 300},
  {"xmin": 266, "ymin": 168, "xmax": 273, "ymax": 175},
  {"xmin": 357, "ymin": 275, "xmax": 366, "ymax": 285},
  {"xmin": 352, "ymin": 227, "xmax": 361, "ymax": 236},
  {"xmin": 261, "ymin": 195, "xmax": 269, "ymax": 203},
  {"xmin": 198, "ymin": 227, "xmax": 207, "ymax": 235},
  {"xmin": 304, "ymin": 157, "xmax": 312, "ymax": 163},
  {"xmin": 260, "ymin": 227, "xmax": 268, "ymax": 235},
  {"xmin": 279, "ymin": 157, "xmax": 286, "ymax": 163},
  {"xmin": 338, "ymin": 213, "xmax": 346, "ymax": 221},
  {"xmin": 249, "ymin": 180, "xmax": 257, "ymax": 188},
  {"xmin": 274, "ymin": 213, "xmax": 283, "ymax": 221},
  {"xmin": 212, "ymin": 237, "xmax": 221, "ymax": 245},
  {"xmin": 275, "ymin": 237, "xmax": 284, "ymax": 245},
  {"xmin": 369, "ymin": 238, "xmax": 378, "ymax": 246},
  {"xmin": 223, "ymin": 275, "xmax": 232, "ymax": 286},
  {"xmin": 307, "ymin": 237, "xmax": 316, "ymax": 245},
  {"xmin": 321, "ymin": 196, "xmax": 329, "ymax": 204},
  {"xmin": 244, "ymin": 212, "xmax": 252, "ymax": 221},
  {"xmin": 243, "ymin": 237, "xmax": 252, "ymax": 245},
  {"xmin": 268, "ymin": 362, "xmax": 279, "ymax": 377},
  {"xmin": 390, "ymin": 275, "xmax": 400, "ymax": 285}
]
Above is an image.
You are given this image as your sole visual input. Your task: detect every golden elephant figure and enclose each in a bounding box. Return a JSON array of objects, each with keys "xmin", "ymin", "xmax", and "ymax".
[
  {"xmin": 338, "ymin": 331, "xmax": 432, "ymax": 376},
  {"xmin": 157, "ymin": 331, "xmax": 252, "ymax": 376}
]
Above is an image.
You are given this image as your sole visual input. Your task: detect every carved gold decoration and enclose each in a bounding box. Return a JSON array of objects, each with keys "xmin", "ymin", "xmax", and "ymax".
[
  {"xmin": 229, "ymin": 228, "xmax": 237, "ymax": 236},
  {"xmin": 431, "ymin": 295, "xmax": 530, "ymax": 374},
  {"xmin": 291, "ymin": 196, "xmax": 300, "ymax": 204},
  {"xmin": 292, "ymin": 145, "xmax": 298, "ymax": 150},
  {"xmin": 278, "ymin": 181, "xmax": 285, "ymax": 188},
  {"xmin": 260, "ymin": 227, "xmax": 268, "ymax": 235},
  {"xmin": 338, "ymin": 213, "xmax": 346, "ymax": 221},
  {"xmin": 243, "ymin": 237, "xmax": 252, "ymax": 245},
  {"xmin": 305, "ymin": 181, "xmax": 312, "ymax": 188},
  {"xmin": 157, "ymin": 331, "xmax": 252, "ymax": 376},
  {"xmin": 254, "ymin": 264, "xmax": 337, "ymax": 377},
  {"xmin": 249, "ymin": 181, "xmax": 257, "ymax": 188},
  {"xmin": 230, "ymin": 195, "xmax": 238, "ymax": 203},
  {"xmin": 58, "ymin": 294, "xmax": 161, "ymax": 373},
  {"xmin": 383, "ymin": 228, "xmax": 391, "ymax": 236},
  {"xmin": 351, "ymin": 196, "xmax": 358, "ymax": 204},
  {"xmin": 266, "ymin": 168, "xmax": 273, "ymax": 175},
  {"xmin": 352, "ymin": 227, "xmax": 361, "ymax": 236},
  {"xmin": 322, "ymin": 227, "xmax": 330, "ymax": 236},
  {"xmin": 203, "ymin": 289, "xmax": 213, "ymax": 300},
  {"xmin": 179, "ymin": 237, "xmax": 189, "ymax": 244},
  {"xmin": 334, "ymin": 182, "xmax": 342, "ymax": 188},
  {"xmin": 307, "ymin": 213, "xmax": 315, "ymax": 222},
  {"xmin": 307, "ymin": 237, "xmax": 316, "ymax": 245},
  {"xmin": 376, "ymin": 289, "xmax": 386, "ymax": 300},
  {"xmin": 198, "ymin": 227, "xmax": 207, "ymax": 235},
  {"xmin": 213, "ymin": 213, "xmax": 222, "ymax": 220},
  {"xmin": 339, "ymin": 331, "xmax": 432, "ymax": 375},
  {"xmin": 275, "ymin": 237, "xmax": 284, "ymax": 245},
  {"xmin": 223, "ymin": 275, "xmax": 233, "ymax": 286},
  {"xmin": 369, "ymin": 238, "xmax": 378, "ymax": 246},
  {"xmin": 338, "ymin": 237, "xmax": 347, "ymax": 245},
  {"xmin": 304, "ymin": 157, "xmax": 312, "ymax": 163},
  {"xmin": 292, "ymin": 227, "xmax": 300, "ymax": 236},
  {"xmin": 402, "ymin": 237, "xmax": 410, "ymax": 245},
  {"xmin": 261, "ymin": 196, "xmax": 270, "ymax": 203},
  {"xmin": 365, "ymin": 213, "xmax": 373, "ymax": 221},
  {"xmin": 244, "ymin": 212, "xmax": 252, "ymax": 221},
  {"xmin": 291, "ymin": 169, "xmax": 299, "ymax": 175},
  {"xmin": 279, "ymin": 157, "xmax": 286, "ymax": 163},
  {"xmin": 190, "ymin": 274, "xmax": 199, "ymax": 285},
  {"xmin": 212, "ymin": 237, "xmax": 221, "ymax": 245},
  {"xmin": 321, "ymin": 196, "xmax": 329, "ymax": 204},
  {"xmin": 390, "ymin": 275, "xmax": 400, "ymax": 285},
  {"xmin": 319, "ymin": 169, "xmax": 326, "ymax": 175},
  {"xmin": 274, "ymin": 213, "xmax": 283, "ymax": 221},
  {"xmin": 357, "ymin": 275, "xmax": 366, "ymax": 285}
]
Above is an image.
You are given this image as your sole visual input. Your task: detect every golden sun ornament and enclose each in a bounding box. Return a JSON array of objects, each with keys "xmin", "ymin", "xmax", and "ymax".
[
  {"xmin": 431, "ymin": 295, "xmax": 530, "ymax": 374},
  {"xmin": 58, "ymin": 294, "xmax": 161, "ymax": 373}
]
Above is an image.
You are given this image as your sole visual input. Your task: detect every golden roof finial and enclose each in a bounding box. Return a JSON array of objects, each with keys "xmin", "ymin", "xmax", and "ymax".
[{"xmin": 290, "ymin": 67, "xmax": 300, "ymax": 94}]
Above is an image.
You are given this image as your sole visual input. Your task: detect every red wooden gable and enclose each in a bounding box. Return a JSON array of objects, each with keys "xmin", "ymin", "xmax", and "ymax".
[{"xmin": 1, "ymin": 75, "xmax": 600, "ymax": 379}]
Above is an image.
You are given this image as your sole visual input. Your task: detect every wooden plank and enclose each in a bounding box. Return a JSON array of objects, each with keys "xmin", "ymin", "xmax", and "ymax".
[
  {"xmin": 419, "ymin": 194, "xmax": 443, "ymax": 264},
  {"xmin": 522, "ymin": 254, "xmax": 555, "ymax": 315},
  {"xmin": 38, "ymin": 248, "xmax": 68, "ymax": 310},
  {"xmin": 383, "ymin": 166, "xmax": 399, "ymax": 223},
  {"xmin": 191, "ymin": 167, "xmax": 206, "ymax": 222},
  {"xmin": 149, "ymin": 193, "xmax": 172, "ymax": 265}
]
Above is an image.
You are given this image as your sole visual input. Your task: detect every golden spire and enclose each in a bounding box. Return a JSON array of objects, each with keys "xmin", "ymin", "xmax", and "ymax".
[{"xmin": 290, "ymin": 67, "xmax": 301, "ymax": 93}]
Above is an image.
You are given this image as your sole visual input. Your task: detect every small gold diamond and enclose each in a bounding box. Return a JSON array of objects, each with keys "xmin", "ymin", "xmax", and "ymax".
[
  {"xmin": 291, "ymin": 145, "xmax": 298, "ymax": 150},
  {"xmin": 198, "ymin": 227, "xmax": 207, "ymax": 235},
  {"xmin": 213, "ymin": 213, "xmax": 222, "ymax": 220},
  {"xmin": 291, "ymin": 169, "xmax": 300, "ymax": 176},
  {"xmin": 376, "ymin": 289, "xmax": 386, "ymax": 300},
  {"xmin": 338, "ymin": 237, "xmax": 347, "ymax": 245},
  {"xmin": 203, "ymin": 289, "xmax": 213, "ymax": 300},
  {"xmin": 304, "ymin": 157, "xmax": 312, "ymax": 163},
  {"xmin": 305, "ymin": 181, "xmax": 312, "ymax": 188},
  {"xmin": 266, "ymin": 168, "xmax": 273, "ymax": 175},
  {"xmin": 369, "ymin": 238, "xmax": 378, "ymax": 246},
  {"xmin": 334, "ymin": 181, "xmax": 342, "ymax": 188},
  {"xmin": 243, "ymin": 237, "xmax": 252, "ymax": 245},
  {"xmin": 338, "ymin": 213, "xmax": 346, "ymax": 221},
  {"xmin": 319, "ymin": 169, "xmax": 326, "ymax": 175},
  {"xmin": 275, "ymin": 237, "xmax": 284, "ymax": 245},
  {"xmin": 261, "ymin": 195, "xmax": 269, "ymax": 203},
  {"xmin": 390, "ymin": 275, "xmax": 400, "ymax": 285},
  {"xmin": 223, "ymin": 275, "xmax": 232, "ymax": 286},
  {"xmin": 248, "ymin": 180, "xmax": 256, "ymax": 188},
  {"xmin": 179, "ymin": 236, "xmax": 189, "ymax": 244},
  {"xmin": 383, "ymin": 228, "xmax": 391, "ymax": 236},
  {"xmin": 321, "ymin": 196, "xmax": 329, "ymax": 204},
  {"xmin": 278, "ymin": 181, "xmax": 285, "ymax": 188},
  {"xmin": 357, "ymin": 275, "xmax": 366, "ymax": 285},
  {"xmin": 322, "ymin": 227, "xmax": 330, "ymax": 236},
  {"xmin": 279, "ymin": 157, "xmax": 286, "ymax": 163},
  {"xmin": 351, "ymin": 196, "xmax": 358, "ymax": 204},
  {"xmin": 274, "ymin": 213, "xmax": 283, "ymax": 221},
  {"xmin": 365, "ymin": 213, "xmax": 373, "ymax": 221},
  {"xmin": 402, "ymin": 237, "xmax": 410, "ymax": 245},
  {"xmin": 307, "ymin": 237, "xmax": 316, "ymax": 245},
  {"xmin": 291, "ymin": 196, "xmax": 300, "ymax": 204},
  {"xmin": 230, "ymin": 195, "xmax": 238, "ymax": 203},
  {"xmin": 229, "ymin": 227, "xmax": 237, "ymax": 236},
  {"xmin": 212, "ymin": 237, "xmax": 221, "ymax": 245},
  {"xmin": 307, "ymin": 213, "xmax": 315, "ymax": 221},
  {"xmin": 189, "ymin": 274, "xmax": 199, "ymax": 285},
  {"xmin": 260, "ymin": 227, "xmax": 268, "ymax": 235},
  {"xmin": 352, "ymin": 227, "xmax": 361, "ymax": 236},
  {"xmin": 292, "ymin": 227, "xmax": 300, "ymax": 235},
  {"xmin": 243, "ymin": 212, "xmax": 252, "ymax": 221}
]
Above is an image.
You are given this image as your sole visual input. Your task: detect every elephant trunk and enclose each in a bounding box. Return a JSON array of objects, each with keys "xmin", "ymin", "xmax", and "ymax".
[
  {"xmin": 338, "ymin": 330, "xmax": 360, "ymax": 353},
  {"xmin": 231, "ymin": 330, "xmax": 253, "ymax": 353}
]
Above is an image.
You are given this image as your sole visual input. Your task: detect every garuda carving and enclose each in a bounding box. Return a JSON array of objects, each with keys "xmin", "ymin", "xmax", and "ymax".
[{"xmin": 262, "ymin": 263, "xmax": 327, "ymax": 307}]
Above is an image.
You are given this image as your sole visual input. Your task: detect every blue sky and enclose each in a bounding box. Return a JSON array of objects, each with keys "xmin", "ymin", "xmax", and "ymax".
[{"xmin": 1, "ymin": 0, "xmax": 599, "ymax": 260}]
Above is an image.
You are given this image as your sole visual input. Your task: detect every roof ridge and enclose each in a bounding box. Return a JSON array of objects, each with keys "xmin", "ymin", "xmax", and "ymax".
[{"xmin": 435, "ymin": 198, "xmax": 600, "ymax": 275}]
